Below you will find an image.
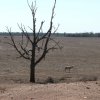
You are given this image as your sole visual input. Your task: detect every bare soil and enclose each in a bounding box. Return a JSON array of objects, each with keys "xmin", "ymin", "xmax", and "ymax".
[{"xmin": 0, "ymin": 36, "xmax": 100, "ymax": 100}]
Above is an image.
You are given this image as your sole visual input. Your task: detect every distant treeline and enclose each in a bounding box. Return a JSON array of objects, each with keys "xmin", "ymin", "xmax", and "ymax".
[
  {"xmin": 0, "ymin": 32, "xmax": 100, "ymax": 37},
  {"xmin": 62, "ymin": 32, "xmax": 100, "ymax": 37}
]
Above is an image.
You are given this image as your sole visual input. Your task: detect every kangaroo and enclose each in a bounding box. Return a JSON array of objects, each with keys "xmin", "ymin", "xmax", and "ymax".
[{"xmin": 65, "ymin": 65, "xmax": 74, "ymax": 73}]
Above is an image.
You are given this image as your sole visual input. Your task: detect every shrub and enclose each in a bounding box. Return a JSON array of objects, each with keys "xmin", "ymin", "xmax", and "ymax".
[
  {"xmin": 45, "ymin": 77, "xmax": 55, "ymax": 83},
  {"xmin": 79, "ymin": 75, "xmax": 98, "ymax": 82}
]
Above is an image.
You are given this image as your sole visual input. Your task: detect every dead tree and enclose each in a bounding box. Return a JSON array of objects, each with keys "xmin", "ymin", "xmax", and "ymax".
[{"xmin": 7, "ymin": 0, "xmax": 61, "ymax": 83}]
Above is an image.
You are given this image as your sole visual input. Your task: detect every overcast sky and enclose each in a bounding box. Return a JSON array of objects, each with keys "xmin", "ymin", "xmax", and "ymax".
[{"xmin": 0, "ymin": 0, "xmax": 100, "ymax": 33}]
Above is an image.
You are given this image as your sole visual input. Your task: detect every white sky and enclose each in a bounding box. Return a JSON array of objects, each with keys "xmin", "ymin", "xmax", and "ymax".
[{"xmin": 0, "ymin": 0, "xmax": 100, "ymax": 33}]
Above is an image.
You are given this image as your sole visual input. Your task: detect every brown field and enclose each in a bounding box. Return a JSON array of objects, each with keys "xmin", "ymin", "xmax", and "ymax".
[{"xmin": 0, "ymin": 36, "xmax": 100, "ymax": 100}]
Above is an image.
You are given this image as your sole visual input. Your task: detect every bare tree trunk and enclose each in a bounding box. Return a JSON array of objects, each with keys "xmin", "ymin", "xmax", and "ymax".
[
  {"xmin": 30, "ymin": 45, "xmax": 36, "ymax": 83},
  {"xmin": 30, "ymin": 62, "xmax": 35, "ymax": 83}
]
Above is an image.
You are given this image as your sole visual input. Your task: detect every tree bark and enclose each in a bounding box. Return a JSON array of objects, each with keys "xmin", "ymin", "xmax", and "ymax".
[{"xmin": 30, "ymin": 62, "xmax": 35, "ymax": 83}]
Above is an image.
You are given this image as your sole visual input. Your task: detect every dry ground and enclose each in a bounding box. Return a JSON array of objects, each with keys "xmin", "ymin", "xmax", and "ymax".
[
  {"xmin": 0, "ymin": 36, "xmax": 100, "ymax": 99},
  {"xmin": 0, "ymin": 81, "xmax": 100, "ymax": 100}
]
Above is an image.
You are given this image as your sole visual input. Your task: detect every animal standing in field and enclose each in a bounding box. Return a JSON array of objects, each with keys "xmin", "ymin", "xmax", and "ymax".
[{"xmin": 65, "ymin": 65, "xmax": 74, "ymax": 73}]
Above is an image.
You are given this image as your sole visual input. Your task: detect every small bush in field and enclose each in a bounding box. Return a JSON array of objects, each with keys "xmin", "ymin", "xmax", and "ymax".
[
  {"xmin": 45, "ymin": 77, "xmax": 55, "ymax": 83},
  {"xmin": 80, "ymin": 75, "xmax": 98, "ymax": 82}
]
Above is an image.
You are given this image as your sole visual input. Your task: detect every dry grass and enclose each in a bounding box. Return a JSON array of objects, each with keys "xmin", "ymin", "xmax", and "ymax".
[
  {"xmin": 0, "ymin": 36, "xmax": 100, "ymax": 83},
  {"xmin": 0, "ymin": 36, "xmax": 100, "ymax": 100}
]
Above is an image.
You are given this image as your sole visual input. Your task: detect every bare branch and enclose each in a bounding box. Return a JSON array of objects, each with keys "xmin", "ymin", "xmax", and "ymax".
[
  {"xmin": 7, "ymin": 27, "xmax": 31, "ymax": 60},
  {"xmin": 28, "ymin": 26, "xmax": 33, "ymax": 32},
  {"xmin": 19, "ymin": 43, "xmax": 30, "ymax": 56},
  {"xmin": 53, "ymin": 24, "xmax": 60, "ymax": 33},
  {"xmin": 17, "ymin": 24, "xmax": 33, "ymax": 44},
  {"xmin": 36, "ymin": 21, "xmax": 45, "ymax": 41},
  {"xmin": 38, "ymin": 21, "xmax": 45, "ymax": 33},
  {"xmin": 36, "ymin": 0, "xmax": 56, "ymax": 44},
  {"xmin": 34, "ymin": 0, "xmax": 57, "ymax": 65},
  {"xmin": 49, "ymin": 38, "xmax": 62, "ymax": 50},
  {"xmin": 4, "ymin": 41, "xmax": 14, "ymax": 47},
  {"xmin": 27, "ymin": 0, "xmax": 31, "ymax": 10},
  {"xmin": 47, "ymin": 0, "xmax": 56, "ymax": 33}
]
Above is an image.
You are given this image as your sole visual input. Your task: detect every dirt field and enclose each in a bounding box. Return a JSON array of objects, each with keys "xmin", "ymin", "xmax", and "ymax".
[{"xmin": 0, "ymin": 36, "xmax": 100, "ymax": 99}]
